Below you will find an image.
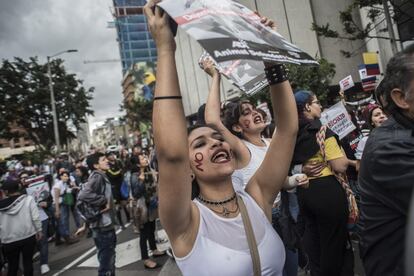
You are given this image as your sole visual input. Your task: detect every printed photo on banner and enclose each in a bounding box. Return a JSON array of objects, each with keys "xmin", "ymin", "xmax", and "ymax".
[
  {"xmin": 158, "ymin": 0, "xmax": 318, "ymax": 66},
  {"xmin": 320, "ymin": 101, "xmax": 356, "ymax": 139},
  {"xmin": 25, "ymin": 175, "xmax": 50, "ymax": 203},
  {"xmin": 198, "ymin": 51, "xmax": 268, "ymax": 95}
]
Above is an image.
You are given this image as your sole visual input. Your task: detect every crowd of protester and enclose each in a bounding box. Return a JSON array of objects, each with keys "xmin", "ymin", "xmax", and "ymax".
[
  {"xmin": 0, "ymin": 144, "xmax": 167, "ymax": 275},
  {"xmin": 1, "ymin": 2, "xmax": 414, "ymax": 276}
]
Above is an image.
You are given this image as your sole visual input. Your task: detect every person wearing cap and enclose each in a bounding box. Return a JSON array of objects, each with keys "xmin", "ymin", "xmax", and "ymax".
[
  {"xmin": 291, "ymin": 90, "xmax": 353, "ymax": 275},
  {"xmin": 354, "ymin": 103, "xmax": 387, "ymax": 171},
  {"xmin": 0, "ymin": 178, "xmax": 42, "ymax": 276},
  {"xmin": 358, "ymin": 44, "xmax": 414, "ymax": 276}
]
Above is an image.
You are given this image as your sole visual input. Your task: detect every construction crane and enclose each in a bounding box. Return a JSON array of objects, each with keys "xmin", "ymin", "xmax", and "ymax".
[{"xmin": 83, "ymin": 59, "xmax": 121, "ymax": 64}]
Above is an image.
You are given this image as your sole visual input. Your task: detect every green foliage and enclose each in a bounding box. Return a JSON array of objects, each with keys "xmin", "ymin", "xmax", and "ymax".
[
  {"xmin": 124, "ymin": 96, "xmax": 153, "ymax": 131},
  {"xmin": 0, "ymin": 57, "xmax": 94, "ymax": 151},
  {"xmin": 288, "ymin": 58, "xmax": 336, "ymax": 104},
  {"xmin": 249, "ymin": 59, "xmax": 336, "ymax": 107}
]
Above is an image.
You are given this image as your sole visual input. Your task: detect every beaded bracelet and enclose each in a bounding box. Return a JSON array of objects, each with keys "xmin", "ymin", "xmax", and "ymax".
[{"xmin": 264, "ymin": 64, "xmax": 289, "ymax": 85}]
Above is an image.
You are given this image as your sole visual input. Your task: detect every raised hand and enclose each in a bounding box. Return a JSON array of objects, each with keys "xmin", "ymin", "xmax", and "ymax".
[
  {"xmin": 144, "ymin": 0, "xmax": 176, "ymax": 53},
  {"xmin": 202, "ymin": 58, "xmax": 219, "ymax": 78}
]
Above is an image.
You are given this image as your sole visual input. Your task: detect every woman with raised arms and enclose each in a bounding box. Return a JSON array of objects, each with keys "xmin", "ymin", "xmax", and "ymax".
[{"xmin": 145, "ymin": 0, "xmax": 298, "ymax": 275}]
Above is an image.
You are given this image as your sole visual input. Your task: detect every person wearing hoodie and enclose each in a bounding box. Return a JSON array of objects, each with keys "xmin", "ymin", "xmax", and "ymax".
[
  {"xmin": 0, "ymin": 178, "xmax": 42, "ymax": 276},
  {"xmin": 78, "ymin": 152, "xmax": 116, "ymax": 276}
]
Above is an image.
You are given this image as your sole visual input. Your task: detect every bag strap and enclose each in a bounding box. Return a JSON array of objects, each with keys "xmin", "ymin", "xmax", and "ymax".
[
  {"xmin": 237, "ymin": 195, "xmax": 261, "ymax": 276},
  {"xmin": 315, "ymin": 126, "xmax": 353, "ymax": 196}
]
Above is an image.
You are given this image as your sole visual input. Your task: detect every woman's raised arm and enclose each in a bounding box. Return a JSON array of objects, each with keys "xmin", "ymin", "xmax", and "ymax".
[
  {"xmin": 144, "ymin": 1, "xmax": 193, "ymax": 240},
  {"xmin": 202, "ymin": 59, "xmax": 251, "ymax": 169},
  {"xmin": 247, "ymin": 77, "xmax": 298, "ymax": 218}
]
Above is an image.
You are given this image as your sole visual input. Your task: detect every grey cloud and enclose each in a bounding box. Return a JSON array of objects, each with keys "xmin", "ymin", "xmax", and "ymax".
[{"xmin": 0, "ymin": 0, "xmax": 124, "ymax": 131}]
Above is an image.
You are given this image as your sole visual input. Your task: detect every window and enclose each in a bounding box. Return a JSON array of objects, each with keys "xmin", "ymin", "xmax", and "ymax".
[
  {"xmin": 130, "ymin": 41, "xmax": 149, "ymax": 49},
  {"xmin": 150, "ymin": 49, "xmax": 157, "ymax": 57},
  {"xmin": 132, "ymin": 49, "xmax": 150, "ymax": 59},
  {"xmin": 128, "ymin": 23, "xmax": 147, "ymax": 32},
  {"xmin": 122, "ymin": 43, "xmax": 130, "ymax": 50},
  {"xmin": 129, "ymin": 32, "xmax": 148, "ymax": 41},
  {"xmin": 127, "ymin": 15, "xmax": 146, "ymax": 23}
]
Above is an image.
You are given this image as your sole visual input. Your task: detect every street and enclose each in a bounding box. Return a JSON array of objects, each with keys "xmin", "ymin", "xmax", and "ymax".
[{"xmin": 29, "ymin": 222, "xmax": 365, "ymax": 276}]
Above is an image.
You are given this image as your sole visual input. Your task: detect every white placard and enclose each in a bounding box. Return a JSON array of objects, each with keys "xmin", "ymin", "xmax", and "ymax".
[
  {"xmin": 25, "ymin": 175, "xmax": 50, "ymax": 203},
  {"xmin": 320, "ymin": 101, "xmax": 356, "ymax": 139},
  {"xmin": 339, "ymin": 75, "xmax": 355, "ymax": 91}
]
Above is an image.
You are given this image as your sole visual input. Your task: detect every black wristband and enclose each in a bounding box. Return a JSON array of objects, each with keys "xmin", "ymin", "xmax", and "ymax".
[
  {"xmin": 153, "ymin": 96, "xmax": 182, "ymax": 101},
  {"xmin": 265, "ymin": 64, "xmax": 289, "ymax": 85}
]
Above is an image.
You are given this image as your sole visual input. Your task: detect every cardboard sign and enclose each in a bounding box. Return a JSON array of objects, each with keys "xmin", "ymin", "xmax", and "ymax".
[
  {"xmin": 159, "ymin": 0, "xmax": 318, "ymax": 66},
  {"xmin": 25, "ymin": 175, "xmax": 50, "ymax": 203},
  {"xmin": 198, "ymin": 51, "xmax": 267, "ymax": 95},
  {"xmin": 339, "ymin": 75, "xmax": 355, "ymax": 91},
  {"xmin": 320, "ymin": 101, "xmax": 356, "ymax": 139}
]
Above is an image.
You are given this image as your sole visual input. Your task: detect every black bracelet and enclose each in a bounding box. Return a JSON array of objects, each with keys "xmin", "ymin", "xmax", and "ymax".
[
  {"xmin": 265, "ymin": 64, "xmax": 289, "ymax": 85},
  {"xmin": 153, "ymin": 96, "xmax": 182, "ymax": 101}
]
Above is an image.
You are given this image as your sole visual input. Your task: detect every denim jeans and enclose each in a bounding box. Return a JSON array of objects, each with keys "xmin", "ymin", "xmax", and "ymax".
[
  {"xmin": 92, "ymin": 229, "xmax": 117, "ymax": 276},
  {"xmin": 59, "ymin": 204, "xmax": 70, "ymax": 237},
  {"xmin": 40, "ymin": 219, "xmax": 49, "ymax": 265}
]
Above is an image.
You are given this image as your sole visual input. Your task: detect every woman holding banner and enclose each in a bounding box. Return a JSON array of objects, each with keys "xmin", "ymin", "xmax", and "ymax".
[
  {"xmin": 144, "ymin": 0, "xmax": 298, "ymax": 274},
  {"xmin": 292, "ymin": 90, "xmax": 354, "ymax": 276}
]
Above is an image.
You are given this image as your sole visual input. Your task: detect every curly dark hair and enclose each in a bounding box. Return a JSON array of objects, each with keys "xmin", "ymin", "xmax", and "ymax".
[{"xmin": 222, "ymin": 100, "xmax": 253, "ymax": 139}]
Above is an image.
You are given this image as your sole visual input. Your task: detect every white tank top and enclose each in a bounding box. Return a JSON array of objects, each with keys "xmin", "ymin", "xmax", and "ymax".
[
  {"xmin": 174, "ymin": 190, "xmax": 285, "ymax": 276},
  {"xmin": 232, "ymin": 139, "xmax": 270, "ymax": 191}
]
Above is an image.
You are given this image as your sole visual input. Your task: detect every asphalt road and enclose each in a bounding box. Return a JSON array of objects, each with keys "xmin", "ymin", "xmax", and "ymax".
[{"xmin": 22, "ymin": 222, "xmax": 365, "ymax": 276}]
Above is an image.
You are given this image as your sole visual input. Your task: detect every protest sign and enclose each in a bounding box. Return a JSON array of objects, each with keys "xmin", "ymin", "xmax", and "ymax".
[
  {"xmin": 198, "ymin": 51, "xmax": 267, "ymax": 95},
  {"xmin": 159, "ymin": 0, "xmax": 318, "ymax": 66},
  {"xmin": 25, "ymin": 175, "xmax": 50, "ymax": 203},
  {"xmin": 339, "ymin": 75, "xmax": 355, "ymax": 91},
  {"xmin": 320, "ymin": 101, "xmax": 356, "ymax": 139}
]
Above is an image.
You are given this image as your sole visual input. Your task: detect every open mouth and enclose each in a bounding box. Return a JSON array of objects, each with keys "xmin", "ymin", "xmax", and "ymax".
[
  {"xmin": 253, "ymin": 115, "xmax": 263, "ymax": 124},
  {"xmin": 211, "ymin": 149, "xmax": 231, "ymax": 163}
]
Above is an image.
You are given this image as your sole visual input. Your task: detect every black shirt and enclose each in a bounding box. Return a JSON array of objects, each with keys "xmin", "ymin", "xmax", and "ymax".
[{"xmin": 358, "ymin": 116, "xmax": 414, "ymax": 276}]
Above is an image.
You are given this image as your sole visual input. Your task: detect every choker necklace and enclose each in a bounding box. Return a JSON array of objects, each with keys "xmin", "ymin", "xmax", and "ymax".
[{"xmin": 197, "ymin": 193, "xmax": 238, "ymax": 217}]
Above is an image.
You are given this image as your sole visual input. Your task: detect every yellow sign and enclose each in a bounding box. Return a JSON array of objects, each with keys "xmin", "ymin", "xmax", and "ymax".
[{"xmin": 363, "ymin": 52, "xmax": 378, "ymax": 65}]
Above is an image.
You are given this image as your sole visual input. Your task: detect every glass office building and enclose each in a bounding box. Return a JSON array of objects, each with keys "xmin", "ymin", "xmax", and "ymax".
[{"xmin": 113, "ymin": 0, "xmax": 157, "ymax": 74}]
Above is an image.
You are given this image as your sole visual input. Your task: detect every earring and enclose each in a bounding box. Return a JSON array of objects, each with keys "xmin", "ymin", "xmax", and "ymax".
[{"xmin": 190, "ymin": 174, "xmax": 195, "ymax": 180}]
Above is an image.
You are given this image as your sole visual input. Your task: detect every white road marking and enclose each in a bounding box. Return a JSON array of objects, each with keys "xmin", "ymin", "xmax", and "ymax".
[
  {"xmin": 51, "ymin": 223, "xmax": 131, "ymax": 276},
  {"xmin": 78, "ymin": 229, "xmax": 170, "ymax": 268}
]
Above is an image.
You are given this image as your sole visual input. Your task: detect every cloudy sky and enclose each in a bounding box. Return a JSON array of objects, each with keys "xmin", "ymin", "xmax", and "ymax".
[{"xmin": 0, "ymin": 0, "xmax": 124, "ymax": 133}]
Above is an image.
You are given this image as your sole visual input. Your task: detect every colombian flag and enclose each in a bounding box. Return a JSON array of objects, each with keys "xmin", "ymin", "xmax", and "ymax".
[{"xmin": 363, "ymin": 52, "xmax": 380, "ymax": 76}]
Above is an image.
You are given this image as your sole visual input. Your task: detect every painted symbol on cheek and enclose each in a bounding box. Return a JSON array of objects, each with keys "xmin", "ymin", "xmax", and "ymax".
[{"xmin": 195, "ymin": 152, "xmax": 204, "ymax": 172}]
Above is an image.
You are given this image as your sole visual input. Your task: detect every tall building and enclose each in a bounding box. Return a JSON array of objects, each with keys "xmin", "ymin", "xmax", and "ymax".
[{"xmin": 112, "ymin": 0, "xmax": 157, "ymax": 75}]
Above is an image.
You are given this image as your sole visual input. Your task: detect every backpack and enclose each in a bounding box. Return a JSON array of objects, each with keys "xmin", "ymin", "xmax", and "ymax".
[{"xmin": 76, "ymin": 180, "xmax": 106, "ymax": 224}]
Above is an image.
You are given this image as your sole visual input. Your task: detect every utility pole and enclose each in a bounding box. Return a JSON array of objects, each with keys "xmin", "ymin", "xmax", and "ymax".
[
  {"xmin": 47, "ymin": 49, "xmax": 78, "ymax": 153},
  {"xmin": 47, "ymin": 57, "xmax": 61, "ymax": 153},
  {"xmin": 382, "ymin": 0, "xmax": 399, "ymax": 54}
]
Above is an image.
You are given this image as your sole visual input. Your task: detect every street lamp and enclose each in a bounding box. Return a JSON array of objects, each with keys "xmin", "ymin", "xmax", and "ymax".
[{"xmin": 47, "ymin": 49, "xmax": 78, "ymax": 153}]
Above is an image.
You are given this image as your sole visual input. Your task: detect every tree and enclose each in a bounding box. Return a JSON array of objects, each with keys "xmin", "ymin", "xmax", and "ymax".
[
  {"xmin": 248, "ymin": 58, "xmax": 336, "ymax": 106},
  {"xmin": 123, "ymin": 96, "xmax": 153, "ymax": 131},
  {"xmin": 311, "ymin": 0, "xmax": 413, "ymax": 57},
  {"xmin": 0, "ymin": 57, "xmax": 94, "ymax": 151}
]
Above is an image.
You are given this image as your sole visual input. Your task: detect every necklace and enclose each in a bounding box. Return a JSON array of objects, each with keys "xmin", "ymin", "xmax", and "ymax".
[{"xmin": 197, "ymin": 193, "xmax": 238, "ymax": 217}]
